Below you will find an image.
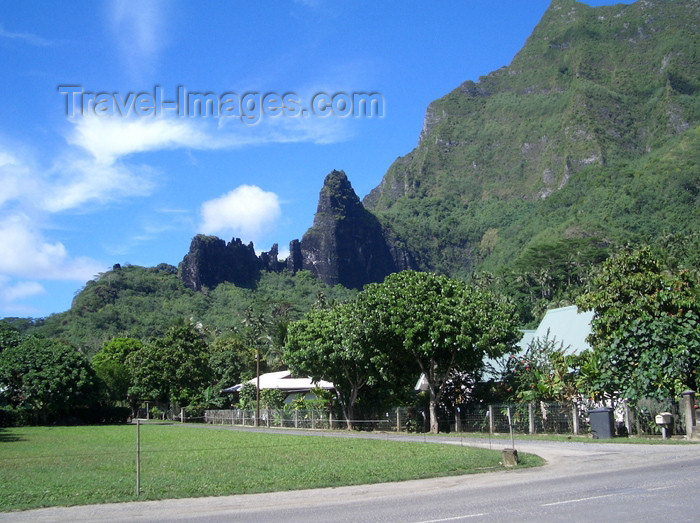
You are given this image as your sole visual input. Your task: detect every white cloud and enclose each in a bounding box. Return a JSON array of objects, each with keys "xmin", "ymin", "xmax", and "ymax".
[
  {"xmin": 0, "ymin": 214, "xmax": 103, "ymax": 281},
  {"xmin": 0, "ymin": 150, "xmax": 39, "ymax": 208},
  {"xmin": 68, "ymin": 116, "xmax": 209, "ymax": 165},
  {"xmin": 68, "ymin": 112, "xmax": 353, "ymax": 167},
  {"xmin": 0, "ymin": 276, "xmax": 45, "ymax": 316},
  {"xmin": 0, "ymin": 138, "xmax": 155, "ymax": 214},
  {"xmin": 0, "ymin": 23, "xmax": 52, "ymax": 46},
  {"xmin": 107, "ymin": 0, "xmax": 167, "ymax": 76},
  {"xmin": 200, "ymin": 185, "xmax": 282, "ymax": 241},
  {"xmin": 42, "ymin": 154, "xmax": 155, "ymax": 213},
  {"xmin": 0, "ymin": 278, "xmax": 45, "ymax": 302}
]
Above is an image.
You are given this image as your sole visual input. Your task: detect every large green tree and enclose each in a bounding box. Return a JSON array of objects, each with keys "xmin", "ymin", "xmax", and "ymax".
[
  {"xmin": 128, "ymin": 322, "xmax": 212, "ymax": 408},
  {"xmin": 361, "ymin": 271, "xmax": 521, "ymax": 433},
  {"xmin": 0, "ymin": 336, "xmax": 98, "ymax": 423},
  {"xmin": 91, "ymin": 337, "xmax": 143, "ymax": 412},
  {"xmin": 0, "ymin": 321, "xmax": 21, "ymax": 353},
  {"xmin": 577, "ymin": 246, "xmax": 700, "ymax": 403},
  {"xmin": 285, "ymin": 303, "xmax": 387, "ymax": 428}
]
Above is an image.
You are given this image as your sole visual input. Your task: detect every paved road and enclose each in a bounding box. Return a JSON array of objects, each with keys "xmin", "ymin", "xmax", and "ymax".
[{"xmin": 3, "ymin": 428, "xmax": 699, "ymax": 522}]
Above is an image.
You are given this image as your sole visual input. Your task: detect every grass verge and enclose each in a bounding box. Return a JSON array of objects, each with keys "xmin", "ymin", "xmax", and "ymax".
[{"xmin": 0, "ymin": 424, "xmax": 543, "ymax": 511}]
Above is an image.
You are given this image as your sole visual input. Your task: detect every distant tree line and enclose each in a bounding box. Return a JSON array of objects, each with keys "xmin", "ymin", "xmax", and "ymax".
[{"xmin": 2, "ymin": 237, "xmax": 699, "ymax": 431}]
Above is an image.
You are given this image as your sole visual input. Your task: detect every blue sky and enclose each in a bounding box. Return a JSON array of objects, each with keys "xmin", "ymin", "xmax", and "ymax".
[{"xmin": 0, "ymin": 0, "xmax": 633, "ymax": 318}]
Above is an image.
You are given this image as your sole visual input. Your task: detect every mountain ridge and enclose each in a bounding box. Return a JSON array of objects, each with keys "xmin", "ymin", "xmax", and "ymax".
[
  {"xmin": 360, "ymin": 0, "xmax": 699, "ymax": 276},
  {"xmin": 7, "ymin": 0, "xmax": 699, "ymax": 348}
]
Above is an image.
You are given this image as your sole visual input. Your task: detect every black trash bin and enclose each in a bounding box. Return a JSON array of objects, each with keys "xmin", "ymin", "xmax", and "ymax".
[{"xmin": 589, "ymin": 407, "xmax": 615, "ymax": 439}]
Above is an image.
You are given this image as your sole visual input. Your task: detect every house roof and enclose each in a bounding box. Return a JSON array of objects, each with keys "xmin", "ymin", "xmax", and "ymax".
[
  {"xmin": 521, "ymin": 305, "xmax": 594, "ymax": 355},
  {"xmin": 483, "ymin": 305, "xmax": 594, "ymax": 379},
  {"xmin": 222, "ymin": 370, "xmax": 334, "ymax": 394}
]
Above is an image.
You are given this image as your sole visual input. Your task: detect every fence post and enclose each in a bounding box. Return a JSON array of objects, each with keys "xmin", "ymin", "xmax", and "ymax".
[
  {"xmin": 572, "ymin": 403, "xmax": 579, "ymax": 435},
  {"xmin": 488, "ymin": 405, "xmax": 495, "ymax": 434},
  {"xmin": 455, "ymin": 409, "xmax": 461, "ymax": 434},
  {"xmin": 624, "ymin": 402, "xmax": 632, "ymax": 435},
  {"xmin": 181, "ymin": 408, "xmax": 185, "ymax": 424},
  {"xmin": 136, "ymin": 418, "xmax": 141, "ymax": 496},
  {"xmin": 528, "ymin": 403, "xmax": 535, "ymax": 435},
  {"xmin": 682, "ymin": 390, "xmax": 696, "ymax": 439},
  {"xmin": 329, "ymin": 411, "xmax": 333, "ymax": 430},
  {"xmin": 294, "ymin": 410, "xmax": 298, "ymax": 429},
  {"xmin": 311, "ymin": 410, "xmax": 315, "ymax": 429},
  {"xmin": 397, "ymin": 409, "xmax": 400, "ymax": 432}
]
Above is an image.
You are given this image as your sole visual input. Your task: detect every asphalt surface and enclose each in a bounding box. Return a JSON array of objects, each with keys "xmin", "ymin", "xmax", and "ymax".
[{"xmin": 2, "ymin": 427, "xmax": 699, "ymax": 522}]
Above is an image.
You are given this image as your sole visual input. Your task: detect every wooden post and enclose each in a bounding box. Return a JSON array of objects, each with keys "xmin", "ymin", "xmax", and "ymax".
[
  {"xmin": 682, "ymin": 390, "xmax": 696, "ymax": 439},
  {"xmin": 572, "ymin": 403, "xmax": 579, "ymax": 435},
  {"xmin": 294, "ymin": 410, "xmax": 298, "ymax": 429},
  {"xmin": 255, "ymin": 348, "xmax": 260, "ymax": 427},
  {"xmin": 624, "ymin": 402, "xmax": 632, "ymax": 435},
  {"xmin": 329, "ymin": 411, "xmax": 333, "ymax": 430},
  {"xmin": 528, "ymin": 403, "xmax": 535, "ymax": 435},
  {"xmin": 136, "ymin": 419, "xmax": 141, "ymax": 496},
  {"xmin": 180, "ymin": 408, "xmax": 185, "ymax": 424},
  {"xmin": 311, "ymin": 410, "xmax": 315, "ymax": 429},
  {"xmin": 488, "ymin": 405, "xmax": 495, "ymax": 434},
  {"xmin": 507, "ymin": 406, "xmax": 515, "ymax": 449},
  {"xmin": 397, "ymin": 409, "xmax": 401, "ymax": 432}
]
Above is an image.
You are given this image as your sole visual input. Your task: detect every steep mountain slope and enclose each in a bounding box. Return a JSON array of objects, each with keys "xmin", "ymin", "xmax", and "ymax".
[
  {"xmin": 363, "ymin": 0, "xmax": 700, "ymax": 276},
  {"xmin": 298, "ymin": 170, "xmax": 402, "ymax": 289}
]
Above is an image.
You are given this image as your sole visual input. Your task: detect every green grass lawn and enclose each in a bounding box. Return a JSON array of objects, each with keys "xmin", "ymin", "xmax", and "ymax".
[{"xmin": 0, "ymin": 424, "xmax": 543, "ymax": 512}]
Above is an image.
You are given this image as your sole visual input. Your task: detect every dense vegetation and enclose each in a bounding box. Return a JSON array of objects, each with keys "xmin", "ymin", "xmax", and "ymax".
[
  {"xmin": 2, "ymin": 1, "xmax": 699, "ymax": 430},
  {"xmin": 365, "ymin": 0, "xmax": 700, "ymax": 284},
  {"xmin": 286, "ymin": 271, "xmax": 521, "ymax": 432},
  {"xmin": 2, "ymin": 240, "xmax": 699, "ymax": 430},
  {"xmin": 4, "ymin": 266, "xmax": 355, "ymax": 357}
]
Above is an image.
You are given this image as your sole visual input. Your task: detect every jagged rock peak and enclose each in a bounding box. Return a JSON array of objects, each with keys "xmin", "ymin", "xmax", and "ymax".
[
  {"xmin": 299, "ymin": 170, "xmax": 400, "ymax": 289},
  {"xmin": 178, "ymin": 234, "xmax": 283, "ymax": 291},
  {"xmin": 316, "ymin": 169, "xmax": 364, "ymax": 217}
]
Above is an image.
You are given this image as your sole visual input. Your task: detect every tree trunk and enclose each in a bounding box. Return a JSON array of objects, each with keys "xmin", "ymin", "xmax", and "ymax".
[
  {"xmin": 345, "ymin": 404, "xmax": 354, "ymax": 430},
  {"xmin": 429, "ymin": 388, "xmax": 439, "ymax": 433},
  {"xmin": 336, "ymin": 390, "xmax": 354, "ymax": 430}
]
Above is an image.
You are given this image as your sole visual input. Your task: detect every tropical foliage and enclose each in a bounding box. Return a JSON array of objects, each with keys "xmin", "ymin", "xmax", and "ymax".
[
  {"xmin": 0, "ymin": 336, "xmax": 99, "ymax": 423},
  {"xmin": 577, "ymin": 246, "xmax": 700, "ymax": 403},
  {"xmin": 286, "ymin": 271, "xmax": 521, "ymax": 432}
]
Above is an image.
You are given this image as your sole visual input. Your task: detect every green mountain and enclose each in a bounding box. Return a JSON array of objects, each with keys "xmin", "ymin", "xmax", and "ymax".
[
  {"xmin": 363, "ymin": 0, "xmax": 700, "ymax": 276},
  {"xmin": 17, "ymin": 265, "xmax": 355, "ymax": 356},
  {"xmin": 6, "ymin": 0, "xmax": 699, "ymax": 347}
]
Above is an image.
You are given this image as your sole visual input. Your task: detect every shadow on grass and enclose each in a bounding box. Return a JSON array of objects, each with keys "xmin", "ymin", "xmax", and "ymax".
[{"xmin": 0, "ymin": 427, "xmax": 25, "ymax": 443}]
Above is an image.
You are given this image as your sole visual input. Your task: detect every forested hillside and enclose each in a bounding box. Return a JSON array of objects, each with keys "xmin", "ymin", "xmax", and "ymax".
[
  {"xmin": 4, "ymin": 0, "xmax": 699, "ymax": 346},
  {"xmin": 11, "ymin": 265, "xmax": 355, "ymax": 356},
  {"xmin": 364, "ymin": 0, "xmax": 699, "ymax": 277}
]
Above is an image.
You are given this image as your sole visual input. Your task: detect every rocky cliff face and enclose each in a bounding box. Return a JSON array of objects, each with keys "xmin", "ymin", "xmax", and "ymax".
[
  {"xmin": 179, "ymin": 0, "xmax": 699, "ymax": 291},
  {"xmin": 178, "ymin": 170, "xmax": 416, "ymax": 292},
  {"xmin": 298, "ymin": 170, "xmax": 408, "ymax": 289},
  {"xmin": 362, "ymin": 0, "xmax": 700, "ymax": 275},
  {"xmin": 179, "ymin": 235, "xmax": 283, "ymax": 291}
]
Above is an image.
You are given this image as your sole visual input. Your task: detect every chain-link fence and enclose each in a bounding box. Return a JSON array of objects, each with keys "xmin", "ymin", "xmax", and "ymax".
[{"xmin": 205, "ymin": 398, "xmax": 691, "ymax": 437}]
